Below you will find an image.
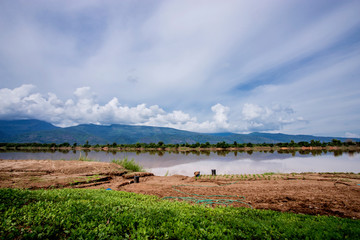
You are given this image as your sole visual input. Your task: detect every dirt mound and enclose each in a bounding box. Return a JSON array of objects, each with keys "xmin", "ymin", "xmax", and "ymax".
[
  {"xmin": 0, "ymin": 159, "xmax": 125, "ymax": 175},
  {"xmin": 0, "ymin": 159, "xmax": 127, "ymax": 189}
]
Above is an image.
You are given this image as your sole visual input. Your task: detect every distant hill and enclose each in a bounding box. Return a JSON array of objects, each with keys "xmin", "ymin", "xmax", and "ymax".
[
  {"xmin": 0, "ymin": 119, "xmax": 358, "ymax": 144},
  {"xmin": 0, "ymin": 119, "xmax": 58, "ymax": 136}
]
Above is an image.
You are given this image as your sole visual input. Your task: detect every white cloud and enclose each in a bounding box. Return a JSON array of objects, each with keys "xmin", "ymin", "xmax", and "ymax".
[
  {"xmin": 242, "ymin": 103, "xmax": 270, "ymax": 121},
  {"xmin": 239, "ymin": 46, "xmax": 360, "ymax": 136},
  {"xmin": 0, "ymin": 85, "xmax": 304, "ymax": 133},
  {"xmin": 235, "ymin": 1, "xmax": 360, "ymax": 84},
  {"xmin": 345, "ymin": 132, "xmax": 360, "ymax": 139},
  {"xmin": 211, "ymin": 104, "xmax": 230, "ymax": 130},
  {"xmin": 238, "ymin": 103, "xmax": 305, "ymax": 133}
]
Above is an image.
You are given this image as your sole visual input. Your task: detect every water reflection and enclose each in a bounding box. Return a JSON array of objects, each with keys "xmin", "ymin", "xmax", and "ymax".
[
  {"xmin": 0, "ymin": 149, "xmax": 359, "ymax": 176},
  {"xmin": 1, "ymin": 148, "xmax": 359, "ymax": 156}
]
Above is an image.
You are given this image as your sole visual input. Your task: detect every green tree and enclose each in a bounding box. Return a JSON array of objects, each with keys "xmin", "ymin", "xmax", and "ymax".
[
  {"xmin": 246, "ymin": 142, "xmax": 253, "ymax": 148},
  {"xmin": 59, "ymin": 142, "xmax": 70, "ymax": 147},
  {"xmin": 83, "ymin": 141, "xmax": 91, "ymax": 148},
  {"xmin": 331, "ymin": 139, "xmax": 342, "ymax": 146},
  {"xmin": 191, "ymin": 142, "xmax": 200, "ymax": 148}
]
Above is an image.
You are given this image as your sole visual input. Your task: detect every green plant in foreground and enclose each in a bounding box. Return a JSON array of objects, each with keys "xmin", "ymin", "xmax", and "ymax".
[
  {"xmin": 0, "ymin": 188, "xmax": 359, "ymax": 239},
  {"xmin": 112, "ymin": 157, "xmax": 144, "ymax": 172}
]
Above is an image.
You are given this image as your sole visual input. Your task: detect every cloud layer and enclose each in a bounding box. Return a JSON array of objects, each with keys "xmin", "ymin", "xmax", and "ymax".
[
  {"xmin": 0, "ymin": 85, "xmax": 301, "ymax": 133},
  {"xmin": 0, "ymin": 1, "xmax": 360, "ymax": 137}
]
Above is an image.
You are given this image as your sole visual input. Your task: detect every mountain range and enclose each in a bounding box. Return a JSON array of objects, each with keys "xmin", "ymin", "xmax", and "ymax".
[{"xmin": 0, "ymin": 119, "xmax": 357, "ymax": 145}]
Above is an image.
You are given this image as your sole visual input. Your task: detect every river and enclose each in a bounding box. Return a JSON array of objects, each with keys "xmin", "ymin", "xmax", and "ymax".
[{"xmin": 0, "ymin": 149, "xmax": 359, "ymax": 176}]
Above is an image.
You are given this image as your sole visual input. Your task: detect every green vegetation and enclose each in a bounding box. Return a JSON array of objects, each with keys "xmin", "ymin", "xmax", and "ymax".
[
  {"xmin": 69, "ymin": 175, "xmax": 102, "ymax": 185},
  {"xmin": 1, "ymin": 138, "xmax": 359, "ymax": 151},
  {"xmin": 77, "ymin": 152, "xmax": 95, "ymax": 162},
  {"xmin": 1, "ymin": 188, "xmax": 359, "ymax": 239},
  {"xmin": 112, "ymin": 157, "xmax": 144, "ymax": 172}
]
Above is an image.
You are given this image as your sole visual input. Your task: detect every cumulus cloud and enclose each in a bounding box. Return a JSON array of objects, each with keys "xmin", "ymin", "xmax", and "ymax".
[
  {"xmin": 0, "ymin": 85, "xmax": 160, "ymax": 126},
  {"xmin": 242, "ymin": 103, "xmax": 270, "ymax": 121},
  {"xmin": 0, "ymin": 85, "xmax": 214, "ymax": 130},
  {"xmin": 211, "ymin": 104, "xmax": 230, "ymax": 129},
  {"xmin": 238, "ymin": 103, "xmax": 305, "ymax": 132},
  {"xmin": 0, "ymin": 85, "xmax": 303, "ymax": 133}
]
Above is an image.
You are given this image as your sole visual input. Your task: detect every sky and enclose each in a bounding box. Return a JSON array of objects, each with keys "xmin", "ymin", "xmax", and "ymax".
[{"xmin": 0, "ymin": 0, "xmax": 360, "ymax": 137}]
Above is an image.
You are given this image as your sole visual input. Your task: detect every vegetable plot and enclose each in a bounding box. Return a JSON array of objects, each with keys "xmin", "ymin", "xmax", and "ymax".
[{"xmin": 1, "ymin": 188, "xmax": 359, "ymax": 239}]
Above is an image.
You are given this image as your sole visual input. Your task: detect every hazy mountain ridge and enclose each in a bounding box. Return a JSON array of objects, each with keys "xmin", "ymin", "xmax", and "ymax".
[{"xmin": 0, "ymin": 119, "xmax": 357, "ymax": 144}]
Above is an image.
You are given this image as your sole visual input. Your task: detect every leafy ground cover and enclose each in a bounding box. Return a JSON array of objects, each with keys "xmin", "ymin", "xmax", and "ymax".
[{"xmin": 1, "ymin": 188, "xmax": 359, "ymax": 239}]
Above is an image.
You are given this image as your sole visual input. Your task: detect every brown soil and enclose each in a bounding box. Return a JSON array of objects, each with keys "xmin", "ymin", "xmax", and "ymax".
[{"xmin": 1, "ymin": 160, "xmax": 360, "ymax": 219}]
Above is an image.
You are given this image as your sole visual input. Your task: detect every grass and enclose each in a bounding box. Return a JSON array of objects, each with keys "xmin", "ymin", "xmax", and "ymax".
[
  {"xmin": 111, "ymin": 157, "xmax": 144, "ymax": 172},
  {"xmin": 29, "ymin": 176, "xmax": 42, "ymax": 182},
  {"xmin": 1, "ymin": 188, "xmax": 359, "ymax": 239},
  {"xmin": 69, "ymin": 175, "xmax": 102, "ymax": 185},
  {"xmin": 77, "ymin": 152, "xmax": 95, "ymax": 162}
]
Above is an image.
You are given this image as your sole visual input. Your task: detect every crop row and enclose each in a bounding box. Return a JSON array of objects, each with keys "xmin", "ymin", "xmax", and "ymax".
[{"xmin": 197, "ymin": 173, "xmax": 299, "ymax": 181}]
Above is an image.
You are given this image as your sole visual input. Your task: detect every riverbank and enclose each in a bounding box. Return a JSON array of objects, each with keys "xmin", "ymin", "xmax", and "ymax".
[
  {"xmin": 2, "ymin": 145, "xmax": 360, "ymax": 152},
  {"xmin": 1, "ymin": 159, "xmax": 359, "ymax": 219}
]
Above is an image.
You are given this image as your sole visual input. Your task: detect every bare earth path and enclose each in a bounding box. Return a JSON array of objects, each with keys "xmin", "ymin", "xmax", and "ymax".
[{"xmin": 1, "ymin": 160, "xmax": 360, "ymax": 219}]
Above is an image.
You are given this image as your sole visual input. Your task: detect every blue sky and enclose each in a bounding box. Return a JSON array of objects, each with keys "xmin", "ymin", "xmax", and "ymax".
[{"xmin": 0, "ymin": 0, "xmax": 360, "ymax": 137}]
